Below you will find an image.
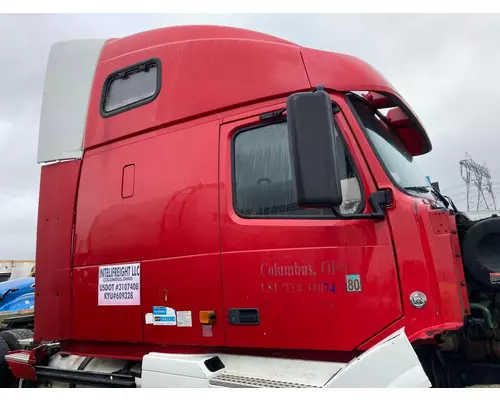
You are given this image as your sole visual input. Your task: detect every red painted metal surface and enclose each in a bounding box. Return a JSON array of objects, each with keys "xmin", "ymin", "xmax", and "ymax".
[
  {"xmin": 219, "ymin": 96, "xmax": 403, "ymax": 351},
  {"xmin": 121, "ymin": 164, "xmax": 135, "ymax": 199},
  {"xmin": 34, "ymin": 160, "xmax": 81, "ymax": 342},
  {"xmin": 84, "ymin": 37, "xmax": 310, "ymax": 149},
  {"xmin": 83, "ymin": 25, "xmax": 430, "ymax": 154},
  {"xmin": 72, "ymin": 265, "xmax": 143, "ymax": 342},
  {"xmin": 5, "ymin": 358, "xmax": 37, "ymax": 382},
  {"xmin": 384, "ymin": 198, "xmax": 466, "ymax": 341},
  {"xmin": 141, "ymin": 255, "xmax": 224, "ymax": 346},
  {"xmin": 448, "ymin": 214, "xmax": 471, "ymax": 315},
  {"xmin": 338, "ymin": 95, "xmax": 466, "ymax": 349},
  {"xmin": 102, "ymin": 25, "xmax": 297, "ymax": 61},
  {"xmin": 72, "ymin": 120, "xmax": 221, "ymax": 345},
  {"xmin": 301, "ymin": 47, "xmax": 394, "ymax": 93},
  {"xmin": 60, "ymin": 340, "xmax": 358, "ymax": 363},
  {"xmin": 33, "ymin": 25, "xmax": 468, "ymax": 361},
  {"xmin": 5, "ymin": 350, "xmax": 37, "ymax": 381},
  {"xmin": 361, "ymin": 91, "xmax": 431, "ymax": 156},
  {"xmin": 301, "ymin": 46, "xmax": 429, "ymax": 135},
  {"xmin": 74, "ymin": 120, "xmax": 220, "ymax": 267}
]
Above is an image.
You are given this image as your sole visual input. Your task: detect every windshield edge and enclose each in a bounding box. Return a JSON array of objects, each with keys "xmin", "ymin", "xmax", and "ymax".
[{"xmin": 344, "ymin": 92, "xmax": 447, "ymax": 209}]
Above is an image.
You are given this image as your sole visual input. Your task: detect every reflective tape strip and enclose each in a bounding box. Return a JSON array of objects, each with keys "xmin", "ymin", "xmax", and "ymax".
[{"xmin": 5, "ymin": 352, "xmax": 30, "ymax": 363}]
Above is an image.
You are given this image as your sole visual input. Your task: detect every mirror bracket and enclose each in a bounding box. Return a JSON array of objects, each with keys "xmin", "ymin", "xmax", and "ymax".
[
  {"xmin": 368, "ymin": 189, "xmax": 393, "ymax": 219},
  {"xmin": 328, "ymin": 189, "xmax": 393, "ymax": 221}
]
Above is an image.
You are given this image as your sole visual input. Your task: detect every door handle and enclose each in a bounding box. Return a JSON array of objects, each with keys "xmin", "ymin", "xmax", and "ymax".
[{"xmin": 228, "ymin": 308, "xmax": 260, "ymax": 325}]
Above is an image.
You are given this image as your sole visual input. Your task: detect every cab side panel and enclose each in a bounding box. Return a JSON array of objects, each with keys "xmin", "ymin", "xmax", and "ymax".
[
  {"xmin": 72, "ymin": 120, "xmax": 222, "ymax": 345},
  {"xmin": 34, "ymin": 160, "xmax": 81, "ymax": 342}
]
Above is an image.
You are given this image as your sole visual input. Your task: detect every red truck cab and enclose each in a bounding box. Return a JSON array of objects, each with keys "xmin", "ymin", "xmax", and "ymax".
[{"xmin": 3, "ymin": 25, "xmax": 499, "ymax": 389}]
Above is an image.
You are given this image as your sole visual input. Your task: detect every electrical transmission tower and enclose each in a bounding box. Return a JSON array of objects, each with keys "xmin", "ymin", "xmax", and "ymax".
[{"xmin": 459, "ymin": 153, "xmax": 497, "ymax": 211}]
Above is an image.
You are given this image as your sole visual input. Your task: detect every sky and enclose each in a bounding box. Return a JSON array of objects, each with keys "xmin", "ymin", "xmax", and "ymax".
[{"xmin": 1, "ymin": 13, "xmax": 500, "ymax": 259}]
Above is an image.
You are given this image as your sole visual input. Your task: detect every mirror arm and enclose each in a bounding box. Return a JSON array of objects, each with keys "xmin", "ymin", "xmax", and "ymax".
[
  {"xmin": 367, "ymin": 189, "xmax": 393, "ymax": 219},
  {"xmin": 260, "ymin": 86, "xmax": 327, "ymax": 121},
  {"xmin": 259, "ymin": 108, "xmax": 286, "ymax": 121},
  {"xmin": 329, "ymin": 189, "xmax": 393, "ymax": 221}
]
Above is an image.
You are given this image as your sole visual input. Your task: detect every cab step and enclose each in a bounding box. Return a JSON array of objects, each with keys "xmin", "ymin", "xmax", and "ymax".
[{"xmin": 209, "ymin": 372, "xmax": 322, "ymax": 388}]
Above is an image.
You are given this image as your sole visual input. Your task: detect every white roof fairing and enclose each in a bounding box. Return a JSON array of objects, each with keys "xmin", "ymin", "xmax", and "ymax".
[{"xmin": 37, "ymin": 39, "xmax": 106, "ymax": 164}]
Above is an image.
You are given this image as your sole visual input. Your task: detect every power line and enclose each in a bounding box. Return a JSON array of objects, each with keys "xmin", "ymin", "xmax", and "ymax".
[
  {"xmin": 441, "ymin": 181, "xmax": 500, "ymax": 194},
  {"xmin": 459, "ymin": 152, "xmax": 497, "ymax": 212}
]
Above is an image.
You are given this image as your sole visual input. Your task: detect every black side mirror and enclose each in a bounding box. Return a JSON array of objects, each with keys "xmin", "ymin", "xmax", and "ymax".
[{"xmin": 286, "ymin": 88, "xmax": 342, "ymax": 208}]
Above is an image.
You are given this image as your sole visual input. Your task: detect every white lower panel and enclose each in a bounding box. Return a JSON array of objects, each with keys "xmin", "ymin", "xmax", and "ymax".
[
  {"xmin": 142, "ymin": 370, "xmax": 209, "ymax": 388},
  {"xmin": 325, "ymin": 328, "xmax": 431, "ymax": 388},
  {"xmin": 218, "ymin": 354, "xmax": 344, "ymax": 387},
  {"xmin": 141, "ymin": 352, "xmax": 345, "ymax": 388},
  {"xmin": 141, "ymin": 328, "xmax": 430, "ymax": 388}
]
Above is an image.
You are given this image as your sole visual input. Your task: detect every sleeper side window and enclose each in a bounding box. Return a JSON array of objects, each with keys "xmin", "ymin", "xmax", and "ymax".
[
  {"xmin": 101, "ymin": 59, "xmax": 161, "ymax": 117},
  {"xmin": 233, "ymin": 120, "xmax": 363, "ymax": 218}
]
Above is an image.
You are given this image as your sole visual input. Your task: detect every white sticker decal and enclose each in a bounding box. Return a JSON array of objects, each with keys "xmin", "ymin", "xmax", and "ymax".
[
  {"xmin": 202, "ymin": 324, "xmax": 213, "ymax": 337},
  {"xmin": 153, "ymin": 306, "xmax": 177, "ymax": 326},
  {"xmin": 98, "ymin": 263, "xmax": 140, "ymax": 306},
  {"xmin": 346, "ymin": 274, "xmax": 362, "ymax": 292},
  {"xmin": 145, "ymin": 313, "xmax": 153, "ymax": 325},
  {"xmin": 177, "ymin": 311, "xmax": 192, "ymax": 327}
]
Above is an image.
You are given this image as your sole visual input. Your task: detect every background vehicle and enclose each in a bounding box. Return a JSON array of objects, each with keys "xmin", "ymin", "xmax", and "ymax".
[
  {"xmin": 0, "ymin": 278, "xmax": 35, "ymax": 313},
  {"xmin": 0, "ymin": 261, "xmax": 35, "ymax": 283},
  {"xmin": 1, "ymin": 25, "xmax": 499, "ymax": 388}
]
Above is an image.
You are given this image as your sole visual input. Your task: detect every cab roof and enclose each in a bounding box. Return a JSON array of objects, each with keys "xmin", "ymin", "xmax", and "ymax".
[{"xmin": 37, "ymin": 25, "xmax": 430, "ymax": 164}]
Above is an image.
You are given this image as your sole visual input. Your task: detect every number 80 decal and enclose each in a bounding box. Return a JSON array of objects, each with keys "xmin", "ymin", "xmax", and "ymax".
[{"xmin": 346, "ymin": 274, "xmax": 362, "ymax": 292}]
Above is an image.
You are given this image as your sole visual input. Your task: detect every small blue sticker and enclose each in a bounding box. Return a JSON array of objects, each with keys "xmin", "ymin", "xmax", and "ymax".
[
  {"xmin": 153, "ymin": 306, "xmax": 167, "ymax": 315},
  {"xmin": 152, "ymin": 306, "xmax": 177, "ymax": 326}
]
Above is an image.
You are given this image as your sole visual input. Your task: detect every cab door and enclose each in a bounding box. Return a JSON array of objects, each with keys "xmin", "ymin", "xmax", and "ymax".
[
  {"xmin": 73, "ymin": 120, "xmax": 224, "ymax": 346},
  {"xmin": 219, "ymin": 99, "xmax": 403, "ymax": 351}
]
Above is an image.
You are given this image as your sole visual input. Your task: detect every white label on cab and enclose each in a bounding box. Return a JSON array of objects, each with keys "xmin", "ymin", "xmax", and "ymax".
[
  {"xmin": 176, "ymin": 311, "xmax": 192, "ymax": 327},
  {"xmin": 98, "ymin": 263, "xmax": 141, "ymax": 306}
]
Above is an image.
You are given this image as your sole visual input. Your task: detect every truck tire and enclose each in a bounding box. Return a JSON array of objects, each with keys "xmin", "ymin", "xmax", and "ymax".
[
  {"xmin": 0, "ymin": 331, "xmax": 21, "ymax": 351},
  {"xmin": 462, "ymin": 216, "xmax": 500, "ymax": 288},
  {"xmin": 0, "ymin": 336, "xmax": 15, "ymax": 388},
  {"xmin": 7, "ymin": 329, "xmax": 33, "ymax": 340}
]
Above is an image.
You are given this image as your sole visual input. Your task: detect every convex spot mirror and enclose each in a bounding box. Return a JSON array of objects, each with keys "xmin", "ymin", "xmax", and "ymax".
[{"xmin": 286, "ymin": 89, "xmax": 343, "ymax": 209}]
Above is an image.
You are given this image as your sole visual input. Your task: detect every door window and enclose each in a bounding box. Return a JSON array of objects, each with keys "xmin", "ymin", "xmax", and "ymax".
[{"xmin": 233, "ymin": 120, "xmax": 363, "ymax": 218}]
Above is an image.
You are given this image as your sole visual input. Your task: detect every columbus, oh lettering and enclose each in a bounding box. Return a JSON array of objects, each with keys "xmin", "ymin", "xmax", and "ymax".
[{"xmin": 260, "ymin": 262, "xmax": 316, "ymax": 277}]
